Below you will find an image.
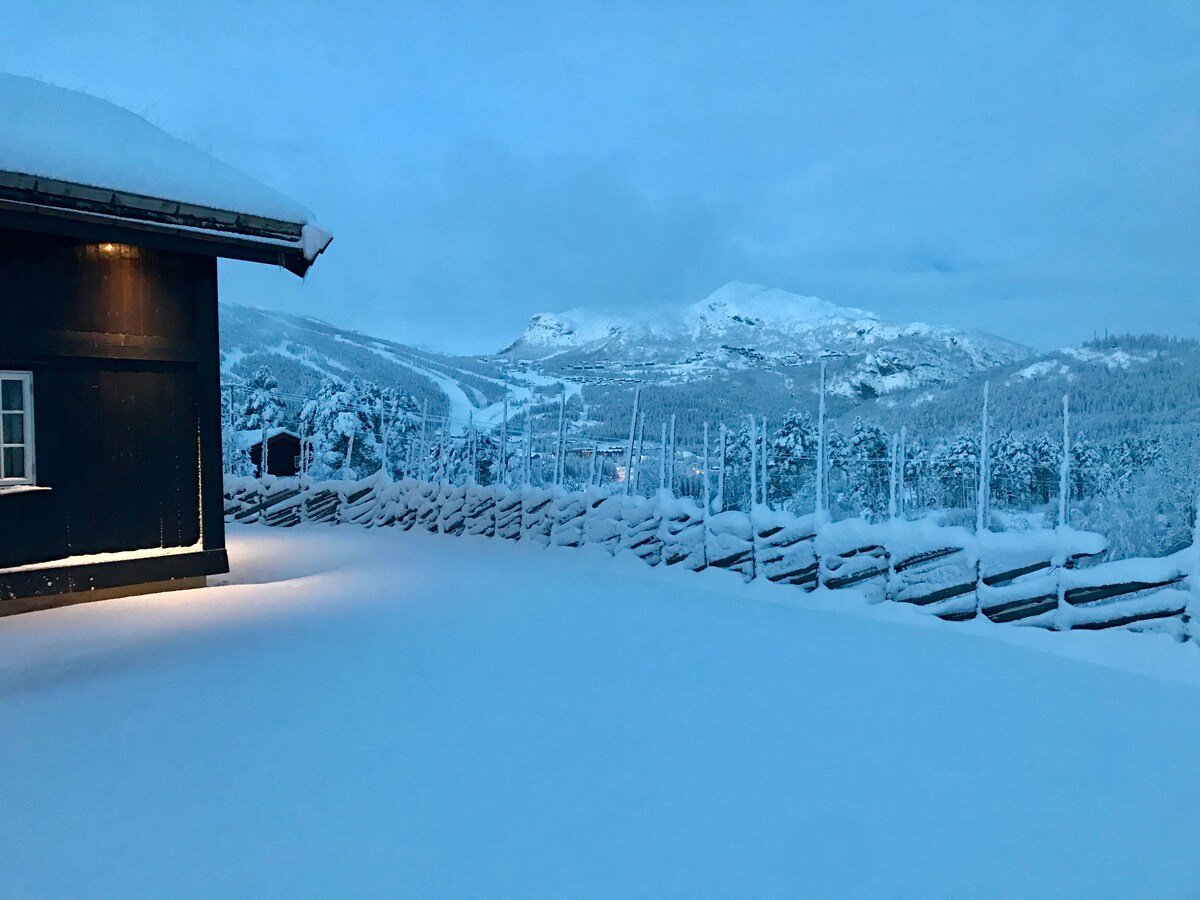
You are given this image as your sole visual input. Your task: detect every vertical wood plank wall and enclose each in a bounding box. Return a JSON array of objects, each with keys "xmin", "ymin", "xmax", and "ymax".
[{"xmin": 0, "ymin": 228, "xmax": 224, "ymax": 570}]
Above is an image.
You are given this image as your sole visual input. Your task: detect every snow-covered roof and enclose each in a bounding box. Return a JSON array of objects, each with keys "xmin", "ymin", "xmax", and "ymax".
[
  {"xmin": 236, "ymin": 427, "xmax": 300, "ymax": 450},
  {"xmin": 0, "ymin": 74, "xmax": 331, "ymax": 276}
]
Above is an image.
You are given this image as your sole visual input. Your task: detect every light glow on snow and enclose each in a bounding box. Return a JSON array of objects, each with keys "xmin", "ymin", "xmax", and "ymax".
[{"xmin": 0, "ymin": 540, "xmax": 203, "ymax": 575}]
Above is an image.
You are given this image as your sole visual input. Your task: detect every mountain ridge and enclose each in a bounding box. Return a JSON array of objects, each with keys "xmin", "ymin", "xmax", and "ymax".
[
  {"xmin": 495, "ymin": 282, "xmax": 1032, "ymax": 409},
  {"xmin": 502, "ymin": 282, "xmax": 882, "ymax": 353},
  {"xmin": 218, "ymin": 283, "xmax": 1197, "ymax": 446}
]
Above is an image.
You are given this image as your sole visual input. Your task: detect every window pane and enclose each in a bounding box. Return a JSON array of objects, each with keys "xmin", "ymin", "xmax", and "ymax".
[
  {"xmin": 3, "ymin": 447, "xmax": 25, "ymax": 479},
  {"xmin": 0, "ymin": 379, "xmax": 23, "ymax": 412},
  {"xmin": 1, "ymin": 412, "xmax": 22, "ymax": 444}
]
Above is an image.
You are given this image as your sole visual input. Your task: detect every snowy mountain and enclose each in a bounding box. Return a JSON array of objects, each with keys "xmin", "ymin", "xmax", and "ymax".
[
  {"xmin": 220, "ymin": 282, "xmax": 1031, "ymax": 439},
  {"xmin": 219, "ymin": 285, "xmax": 1199, "ymax": 452},
  {"xmin": 501, "ymin": 282, "xmax": 1030, "ymax": 400},
  {"xmin": 507, "ymin": 283, "xmax": 877, "ymax": 353},
  {"xmin": 490, "ymin": 282, "xmax": 1033, "ymax": 435}
]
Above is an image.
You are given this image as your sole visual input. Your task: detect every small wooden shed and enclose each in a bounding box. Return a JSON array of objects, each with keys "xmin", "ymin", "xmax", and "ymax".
[
  {"xmin": 0, "ymin": 75, "xmax": 331, "ymax": 614},
  {"xmin": 246, "ymin": 429, "xmax": 304, "ymax": 477}
]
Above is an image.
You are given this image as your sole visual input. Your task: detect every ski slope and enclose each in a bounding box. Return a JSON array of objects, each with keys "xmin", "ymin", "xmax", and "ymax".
[{"xmin": 2, "ymin": 527, "xmax": 1200, "ymax": 897}]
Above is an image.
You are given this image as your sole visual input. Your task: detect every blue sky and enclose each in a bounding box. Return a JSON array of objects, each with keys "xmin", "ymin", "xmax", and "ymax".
[{"xmin": 3, "ymin": 1, "xmax": 1197, "ymax": 353}]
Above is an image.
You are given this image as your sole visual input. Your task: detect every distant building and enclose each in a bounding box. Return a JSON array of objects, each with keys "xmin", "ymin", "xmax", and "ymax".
[
  {"xmin": 568, "ymin": 446, "xmax": 624, "ymax": 459},
  {"xmin": 0, "ymin": 75, "xmax": 331, "ymax": 614},
  {"xmin": 245, "ymin": 429, "xmax": 304, "ymax": 477}
]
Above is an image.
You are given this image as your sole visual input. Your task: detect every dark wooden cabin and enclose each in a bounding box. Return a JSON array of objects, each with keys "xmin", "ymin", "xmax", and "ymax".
[
  {"xmin": 248, "ymin": 430, "xmax": 304, "ymax": 477},
  {"xmin": 0, "ymin": 75, "xmax": 331, "ymax": 614}
]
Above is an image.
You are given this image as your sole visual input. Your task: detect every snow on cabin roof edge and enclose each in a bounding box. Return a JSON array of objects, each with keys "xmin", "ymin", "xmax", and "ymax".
[{"xmin": 0, "ymin": 73, "xmax": 332, "ymax": 268}]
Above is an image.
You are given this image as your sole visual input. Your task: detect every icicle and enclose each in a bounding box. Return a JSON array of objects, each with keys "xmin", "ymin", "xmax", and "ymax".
[
  {"xmin": 976, "ymin": 381, "xmax": 990, "ymax": 533},
  {"xmin": 816, "ymin": 362, "xmax": 827, "ymax": 519},
  {"xmin": 898, "ymin": 425, "xmax": 907, "ymax": 519},
  {"xmin": 1059, "ymin": 393, "xmax": 1071, "ymax": 529},
  {"xmin": 625, "ymin": 387, "xmax": 641, "ymax": 496},
  {"xmin": 588, "ymin": 442, "xmax": 597, "ymax": 487}
]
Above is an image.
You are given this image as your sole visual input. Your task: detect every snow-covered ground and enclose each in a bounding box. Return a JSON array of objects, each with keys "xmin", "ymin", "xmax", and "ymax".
[{"xmin": 3, "ymin": 527, "xmax": 1200, "ymax": 898}]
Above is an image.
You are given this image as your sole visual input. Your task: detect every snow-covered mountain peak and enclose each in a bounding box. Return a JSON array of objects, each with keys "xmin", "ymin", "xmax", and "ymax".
[
  {"xmin": 517, "ymin": 311, "xmax": 621, "ymax": 349},
  {"xmin": 687, "ymin": 282, "xmax": 875, "ymax": 335},
  {"xmin": 506, "ymin": 282, "xmax": 884, "ymax": 354},
  {"xmin": 492, "ymin": 281, "xmax": 1035, "ymax": 405}
]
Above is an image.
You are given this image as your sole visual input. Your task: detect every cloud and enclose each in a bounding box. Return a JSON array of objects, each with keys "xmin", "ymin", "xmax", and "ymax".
[
  {"xmin": 4, "ymin": 0, "xmax": 1198, "ymax": 353},
  {"xmin": 334, "ymin": 146, "xmax": 746, "ymax": 351}
]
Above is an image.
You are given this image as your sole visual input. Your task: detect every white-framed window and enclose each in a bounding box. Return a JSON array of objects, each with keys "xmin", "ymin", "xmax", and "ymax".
[{"xmin": 0, "ymin": 372, "xmax": 35, "ymax": 486}]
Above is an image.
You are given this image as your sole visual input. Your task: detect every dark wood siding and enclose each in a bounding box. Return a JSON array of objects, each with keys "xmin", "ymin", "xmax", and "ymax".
[
  {"xmin": 250, "ymin": 433, "xmax": 303, "ymax": 476},
  {"xmin": 0, "ymin": 228, "xmax": 225, "ymax": 572}
]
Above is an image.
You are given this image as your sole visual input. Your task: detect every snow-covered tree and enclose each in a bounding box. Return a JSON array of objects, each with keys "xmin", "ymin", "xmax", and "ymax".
[
  {"xmin": 377, "ymin": 387, "xmax": 422, "ymax": 478},
  {"xmin": 717, "ymin": 420, "xmax": 755, "ymax": 510},
  {"xmin": 834, "ymin": 417, "xmax": 890, "ymax": 517},
  {"xmin": 989, "ymin": 432, "xmax": 1036, "ymax": 507},
  {"xmin": 221, "ymin": 385, "xmax": 254, "ymax": 476},
  {"xmin": 930, "ymin": 435, "xmax": 980, "ymax": 510},
  {"xmin": 299, "ymin": 377, "xmax": 384, "ymax": 480},
  {"xmin": 1070, "ymin": 434, "xmax": 1107, "ymax": 500},
  {"xmin": 236, "ymin": 365, "xmax": 288, "ymax": 432},
  {"xmin": 232, "ymin": 366, "xmax": 290, "ymax": 475},
  {"xmin": 769, "ymin": 410, "xmax": 818, "ymax": 509},
  {"xmin": 1028, "ymin": 434, "xmax": 1061, "ymax": 505}
]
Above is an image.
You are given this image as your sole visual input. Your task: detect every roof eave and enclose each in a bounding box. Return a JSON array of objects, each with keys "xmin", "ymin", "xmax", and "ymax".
[{"xmin": 0, "ymin": 170, "xmax": 330, "ymax": 278}]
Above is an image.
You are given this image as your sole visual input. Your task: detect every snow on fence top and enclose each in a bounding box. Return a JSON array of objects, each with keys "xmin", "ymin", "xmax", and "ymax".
[
  {"xmin": 0, "ymin": 73, "xmax": 332, "ymax": 267},
  {"xmin": 222, "ymin": 473, "xmax": 1200, "ymax": 641}
]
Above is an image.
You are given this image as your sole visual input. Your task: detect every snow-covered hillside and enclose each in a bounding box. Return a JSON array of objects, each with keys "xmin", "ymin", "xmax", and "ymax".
[
  {"xmin": 3, "ymin": 527, "xmax": 1200, "ymax": 896},
  {"xmin": 219, "ymin": 303, "xmax": 576, "ymax": 428},
  {"xmin": 864, "ymin": 334, "xmax": 1200, "ymax": 439},
  {"xmin": 220, "ymin": 282, "xmax": 1031, "ymax": 438}
]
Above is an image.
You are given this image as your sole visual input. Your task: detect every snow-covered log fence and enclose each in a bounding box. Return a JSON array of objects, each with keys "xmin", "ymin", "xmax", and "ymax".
[{"xmin": 224, "ymin": 474, "xmax": 1200, "ymax": 641}]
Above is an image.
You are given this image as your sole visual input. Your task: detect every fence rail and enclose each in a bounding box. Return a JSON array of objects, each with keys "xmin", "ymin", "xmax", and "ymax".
[{"xmin": 224, "ymin": 474, "xmax": 1200, "ymax": 641}]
